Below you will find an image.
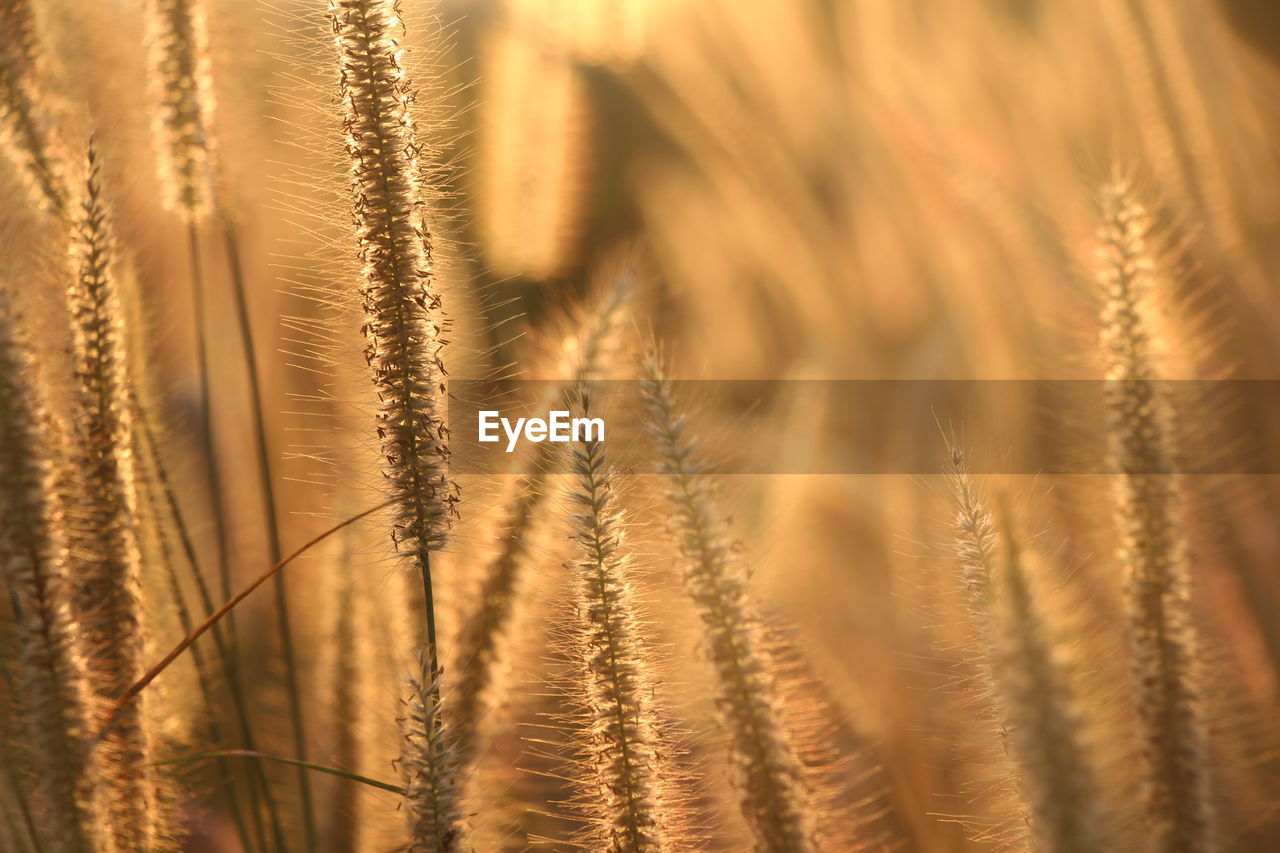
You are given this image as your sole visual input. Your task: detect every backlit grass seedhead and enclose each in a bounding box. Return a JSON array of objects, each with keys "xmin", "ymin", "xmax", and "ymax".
[
  {"xmin": 0, "ymin": 298, "xmax": 106, "ymax": 853},
  {"xmin": 1098, "ymin": 175, "xmax": 1213, "ymax": 853},
  {"xmin": 566, "ymin": 395, "xmax": 674, "ymax": 852},
  {"xmin": 145, "ymin": 0, "xmax": 217, "ymax": 220},
  {"xmin": 329, "ymin": 0, "xmax": 456, "ymax": 568},
  {"xmin": 641, "ymin": 351, "xmax": 816, "ymax": 852},
  {"xmin": 65, "ymin": 145, "xmax": 165, "ymax": 851}
]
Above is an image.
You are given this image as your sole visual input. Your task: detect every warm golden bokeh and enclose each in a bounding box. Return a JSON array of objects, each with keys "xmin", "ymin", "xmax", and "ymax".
[{"xmin": 2, "ymin": 0, "xmax": 1279, "ymax": 851}]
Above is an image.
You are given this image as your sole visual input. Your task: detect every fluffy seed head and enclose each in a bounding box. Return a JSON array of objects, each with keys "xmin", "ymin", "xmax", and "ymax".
[
  {"xmin": 567, "ymin": 395, "xmax": 673, "ymax": 852},
  {"xmin": 0, "ymin": 296, "xmax": 106, "ymax": 853},
  {"xmin": 145, "ymin": 0, "xmax": 218, "ymax": 220},
  {"xmin": 641, "ymin": 352, "xmax": 816, "ymax": 852},
  {"xmin": 401, "ymin": 652, "xmax": 465, "ymax": 852},
  {"xmin": 329, "ymin": 0, "xmax": 456, "ymax": 562},
  {"xmin": 64, "ymin": 145, "xmax": 164, "ymax": 851},
  {"xmin": 1097, "ymin": 175, "xmax": 1213, "ymax": 852}
]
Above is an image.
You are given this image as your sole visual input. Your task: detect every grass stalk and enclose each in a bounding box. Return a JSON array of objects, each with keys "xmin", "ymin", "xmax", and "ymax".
[
  {"xmin": 220, "ymin": 218, "xmax": 316, "ymax": 852},
  {"xmin": 133, "ymin": 392, "xmax": 286, "ymax": 852},
  {"xmin": 0, "ymin": 0, "xmax": 66, "ymax": 214}
]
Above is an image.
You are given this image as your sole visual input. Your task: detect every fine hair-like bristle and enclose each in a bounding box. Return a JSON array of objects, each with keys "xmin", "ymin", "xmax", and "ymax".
[
  {"xmin": 1097, "ymin": 175, "xmax": 1213, "ymax": 852},
  {"xmin": 640, "ymin": 350, "xmax": 816, "ymax": 852},
  {"xmin": 63, "ymin": 144, "xmax": 163, "ymax": 851},
  {"xmin": 0, "ymin": 0, "xmax": 66, "ymax": 214},
  {"xmin": 144, "ymin": 0, "xmax": 217, "ymax": 220},
  {"xmin": 993, "ymin": 497, "xmax": 1103, "ymax": 853},
  {"xmin": 566, "ymin": 393, "xmax": 674, "ymax": 852},
  {"xmin": 0, "ymin": 297, "xmax": 105, "ymax": 853}
]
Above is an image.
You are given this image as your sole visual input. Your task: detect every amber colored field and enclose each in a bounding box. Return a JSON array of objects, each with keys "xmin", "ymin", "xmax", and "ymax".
[{"xmin": 2, "ymin": 0, "xmax": 1280, "ymax": 851}]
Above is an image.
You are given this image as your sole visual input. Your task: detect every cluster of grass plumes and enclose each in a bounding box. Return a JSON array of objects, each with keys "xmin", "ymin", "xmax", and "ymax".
[
  {"xmin": 1097, "ymin": 176, "xmax": 1213, "ymax": 852},
  {"xmin": 0, "ymin": 297, "xmax": 106, "ymax": 852},
  {"xmin": 450, "ymin": 271, "xmax": 633, "ymax": 759}
]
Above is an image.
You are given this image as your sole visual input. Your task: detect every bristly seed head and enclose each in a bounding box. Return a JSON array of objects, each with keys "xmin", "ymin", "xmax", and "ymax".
[
  {"xmin": 1097, "ymin": 175, "xmax": 1213, "ymax": 853},
  {"xmin": 64, "ymin": 143, "xmax": 165, "ymax": 851},
  {"xmin": 567, "ymin": 392, "xmax": 674, "ymax": 852},
  {"xmin": 640, "ymin": 352, "xmax": 816, "ymax": 853},
  {"xmin": 329, "ymin": 0, "xmax": 456, "ymax": 563},
  {"xmin": 145, "ymin": 0, "xmax": 218, "ymax": 220},
  {"xmin": 0, "ymin": 295, "xmax": 107, "ymax": 853}
]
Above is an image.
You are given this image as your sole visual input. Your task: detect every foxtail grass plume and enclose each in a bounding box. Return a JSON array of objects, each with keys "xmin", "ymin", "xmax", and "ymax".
[
  {"xmin": 566, "ymin": 393, "xmax": 674, "ymax": 852},
  {"xmin": 993, "ymin": 497, "xmax": 1103, "ymax": 853},
  {"xmin": 946, "ymin": 446, "xmax": 996, "ymax": 616},
  {"xmin": 0, "ymin": 0, "xmax": 66, "ymax": 214},
  {"xmin": 451, "ymin": 271, "xmax": 633, "ymax": 758},
  {"xmin": 145, "ymin": 0, "xmax": 217, "ymax": 220},
  {"xmin": 328, "ymin": 0, "xmax": 456, "ymax": 629},
  {"xmin": 64, "ymin": 144, "xmax": 164, "ymax": 851},
  {"xmin": 641, "ymin": 351, "xmax": 816, "ymax": 852},
  {"xmin": 0, "ymin": 297, "xmax": 105, "ymax": 853},
  {"xmin": 401, "ymin": 651, "xmax": 465, "ymax": 852},
  {"xmin": 1097, "ymin": 175, "xmax": 1213, "ymax": 852}
]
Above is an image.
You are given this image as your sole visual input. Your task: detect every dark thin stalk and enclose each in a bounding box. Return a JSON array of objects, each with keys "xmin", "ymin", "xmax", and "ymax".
[
  {"xmin": 157, "ymin": 751, "xmax": 406, "ymax": 796},
  {"xmin": 132, "ymin": 394, "xmax": 286, "ymax": 852},
  {"xmin": 138, "ymin": 449, "xmax": 256, "ymax": 853},
  {"xmin": 220, "ymin": 219, "xmax": 316, "ymax": 851},
  {"xmin": 185, "ymin": 224, "xmax": 235, "ymax": 643}
]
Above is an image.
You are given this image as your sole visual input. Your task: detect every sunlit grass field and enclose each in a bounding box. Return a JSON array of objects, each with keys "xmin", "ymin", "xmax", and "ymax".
[{"xmin": 2, "ymin": 0, "xmax": 1280, "ymax": 850}]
